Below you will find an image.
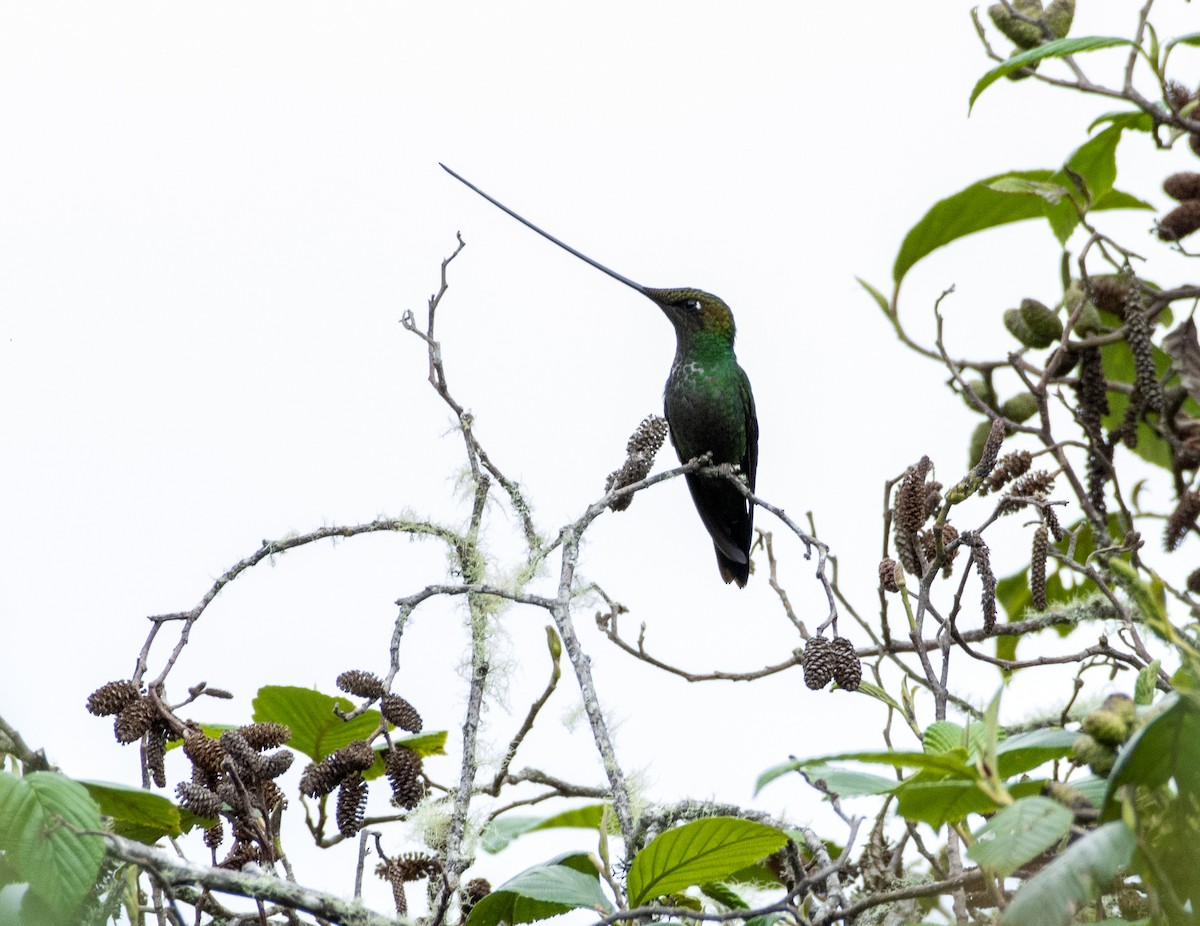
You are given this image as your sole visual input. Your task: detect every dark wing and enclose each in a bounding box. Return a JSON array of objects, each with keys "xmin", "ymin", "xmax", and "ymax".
[{"xmin": 738, "ymin": 363, "xmax": 758, "ymax": 496}]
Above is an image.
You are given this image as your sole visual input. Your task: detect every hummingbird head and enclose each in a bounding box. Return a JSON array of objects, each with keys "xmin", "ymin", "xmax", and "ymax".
[{"xmin": 644, "ymin": 288, "xmax": 736, "ymax": 343}]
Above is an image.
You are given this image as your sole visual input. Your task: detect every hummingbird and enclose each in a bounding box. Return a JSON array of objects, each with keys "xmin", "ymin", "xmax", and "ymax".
[{"xmin": 441, "ymin": 164, "xmax": 758, "ymax": 587}]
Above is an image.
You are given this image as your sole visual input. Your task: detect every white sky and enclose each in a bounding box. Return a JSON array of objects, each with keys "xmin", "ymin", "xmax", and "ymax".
[{"xmin": 2, "ymin": 2, "xmax": 1197, "ymax": 918}]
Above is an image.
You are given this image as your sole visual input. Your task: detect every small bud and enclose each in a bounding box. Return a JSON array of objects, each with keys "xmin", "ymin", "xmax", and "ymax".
[
  {"xmin": 988, "ymin": 0, "xmax": 1045, "ymax": 49},
  {"xmin": 1072, "ymin": 733, "xmax": 1117, "ymax": 776},
  {"xmin": 1082, "ymin": 709, "xmax": 1129, "ymax": 747},
  {"xmin": 1044, "ymin": 0, "xmax": 1073, "ymax": 38},
  {"xmin": 1001, "ymin": 393, "xmax": 1039, "ymax": 424},
  {"xmin": 1004, "ymin": 299, "xmax": 1062, "ymax": 349}
]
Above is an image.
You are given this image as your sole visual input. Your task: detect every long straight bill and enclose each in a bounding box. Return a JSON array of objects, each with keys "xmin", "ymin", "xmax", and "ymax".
[{"xmin": 440, "ymin": 163, "xmax": 646, "ymax": 295}]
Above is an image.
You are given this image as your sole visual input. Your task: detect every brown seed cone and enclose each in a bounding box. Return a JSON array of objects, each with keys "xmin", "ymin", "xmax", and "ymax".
[
  {"xmin": 919, "ymin": 523, "xmax": 959, "ymax": 571},
  {"xmin": 1167, "ymin": 80, "xmax": 1194, "ymax": 113},
  {"xmin": 1030, "ymin": 526, "xmax": 1050, "ymax": 611},
  {"xmin": 385, "ymin": 746, "xmax": 426, "ymax": 809},
  {"xmin": 1187, "ymin": 568, "xmax": 1200, "ymax": 595},
  {"xmin": 1043, "ymin": 504, "xmax": 1065, "ymax": 543},
  {"xmin": 335, "ymin": 739, "xmax": 378, "ymax": 773},
  {"xmin": 973, "ymin": 537, "xmax": 998, "ymax": 633},
  {"xmin": 1191, "ymin": 132, "xmax": 1200, "ymax": 161},
  {"xmin": 393, "ymin": 852, "xmax": 441, "ymax": 881},
  {"xmin": 462, "ymin": 878, "xmax": 492, "ymax": 917},
  {"xmin": 219, "ymin": 841, "xmax": 260, "ymax": 870},
  {"xmin": 803, "ymin": 637, "xmax": 835, "ymax": 690},
  {"xmin": 878, "ymin": 558, "xmax": 902, "ymax": 593},
  {"xmin": 1164, "ymin": 172, "xmax": 1200, "ymax": 202},
  {"xmin": 980, "ymin": 451, "xmax": 1032, "ymax": 495},
  {"xmin": 146, "ymin": 722, "xmax": 168, "ymax": 788},
  {"xmin": 381, "ymin": 694, "xmax": 423, "ymax": 733},
  {"xmin": 336, "ymin": 670, "xmax": 386, "ymax": 699},
  {"xmin": 896, "ymin": 457, "xmax": 932, "ymax": 534},
  {"xmin": 237, "ymin": 722, "xmax": 291, "ymax": 750},
  {"xmin": 1165, "ymin": 490, "xmax": 1200, "ymax": 551},
  {"xmin": 606, "ymin": 415, "xmax": 669, "ymax": 511},
  {"xmin": 1087, "ymin": 277, "xmax": 1131, "ymax": 318},
  {"xmin": 258, "ymin": 779, "xmax": 288, "ymax": 815},
  {"xmin": 830, "ymin": 637, "xmax": 862, "ymax": 692},
  {"xmin": 258, "ymin": 749, "xmax": 294, "ymax": 780},
  {"xmin": 176, "ymin": 781, "xmax": 223, "ymax": 819},
  {"xmin": 999, "ymin": 471, "xmax": 1056, "ymax": 514},
  {"xmin": 336, "ymin": 773, "xmax": 368, "ymax": 838},
  {"xmin": 299, "ymin": 757, "xmax": 345, "ymax": 798},
  {"xmin": 86, "ymin": 680, "xmax": 142, "ymax": 716},
  {"xmin": 114, "ymin": 697, "xmax": 156, "ymax": 744},
  {"xmin": 1159, "ymin": 200, "xmax": 1200, "ymax": 241},
  {"xmin": 203, "ymin": 821, "xmax": 224, "ymax": 851},
  {"xmin": 219, "ymin": 730, "xmax": 266, "ymax": 778},
  {"xmin": 974, "ymin": 420, "xmax": 1007, "ymax": 479},
  {"xmin": 183, "ymin": 731, "xmax": 227, "ymax": 776},
  {"xmin": 377, "ymin": 860, "xmax": 409, "ymax": 916},
  {"xmin": 924, "ymin": 481, "xmax": 944, "ymax": 519},
  {"xmin": 1124, "ymin": 302, "xmax": 1163, "ymax": 416}
]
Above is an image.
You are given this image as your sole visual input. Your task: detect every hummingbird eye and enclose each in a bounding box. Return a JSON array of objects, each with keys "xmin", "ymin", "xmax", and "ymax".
[{"xmin": 678, "ymin": 298, "xmax": 703, "ymax": 313}]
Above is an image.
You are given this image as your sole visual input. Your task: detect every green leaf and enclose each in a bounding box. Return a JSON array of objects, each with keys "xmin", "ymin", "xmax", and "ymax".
[
  {"xmin": 1165, "ymin": 31, "xmax": 1200, "ymax": 51},
  {"xmin": 894, "ymin": 170, "xmax": 1055, "ymax": 286},
  {"xmin": 969, "ymin": 796, "xmax": 1073, "ymax": 876},
  {"xmin": 996, "ymin": 729, "xmax": 1079, "ymax": 778},
  {"xmin": 855, "ymin": 278, "xmax": 890, "ymax": 315},
  {"xmin": 970, "ymin": 37, "xmax": 1137, "ymax": 111},
  {"xmin": 998, "ymin": 821, "xmax": 1135, "ymax": 926},
  {"xmin": 480, "ymin": 805, "xmax": 611, "ymax": 853},
  {"xmin": 0, "ymin": 772, "xmax": 106, "ymax": 918},
  {"xmin": 801, "ymin": 764, "xmax": 898, "ymax": 798},
  {"xmin": 252, "ymin": 686, "xmax": 381, "ymax": 761},
  {"xmin": 923, "ymin": 722, "xmax": 971, "ymax": 756},
  {"xmin": 80, "ymin": 781, "xmax": 185, "ymax": 842},
  {"xmin": 757, "ymin": 750, "xmax": 975, "ymax": 794},
  {"xmin": 466, "ymin": 855, "xmax": 612, "ymax": 926},
  {"xmin": 1102, "ymin": 693, "xmax": 1200, "ymax": 819},
  {"xmin": 988, "ymin": 177, "xmax": 1069, "ymax": 203},
  {"xmin": 626, "ymin": 817, "xmax": 788, "ymax": 907},
  {"xmin": 698, "ymin": 881, "xmax": 749, "ymax": 909},
  {"xmin": 895, "ymin": 778, "xmax": 1044, "ymax": 828},
  {"xmin": 1088, "ymin": 110, "xmax": 1156, "ymax": 134}
]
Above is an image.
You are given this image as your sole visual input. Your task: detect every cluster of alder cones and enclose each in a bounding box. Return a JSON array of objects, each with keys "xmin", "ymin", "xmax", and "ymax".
[
  {"xmin": 802, "ymin": 636, "xmax": 861, "ymax": 691},
  {"xmin": 86, "ymin": 667, "xmax": 429, "ymax": 863},
  {"xmin": 1158, "ymin": 82, "xmax": 1200, "ymax": 242}
]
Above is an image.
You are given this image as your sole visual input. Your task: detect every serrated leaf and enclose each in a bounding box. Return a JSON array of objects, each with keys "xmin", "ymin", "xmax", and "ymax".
[
  {"xmin": 996, "ymin": 729, "xmax": 1079, "ymax": 778},
  {"xmin": 0, "ymin": 772, "xmax": 106, "ymax": 918},
  {"xmin": 466, "ymin": 855, "xmax": 612, "ymax": 926},
  {"xmin": 81, "ymin": 780, "xmax": 183, "ymax": 842},
  {"xmin": 970, "ymin": 37, "xmax": 1136, "ymax": 110},
  {"xmin": 626, "ymin": 817, "xmax": 788, "ymax": 907},
  {"xmin": 699, "ymin": 881, "xmax": 749, "ymax": 909},
  {"xmin": 969, "ymin": 796, "xmax": 1073, "ymax": 875},
  {"xmin": 998, "ymin": 822, "xmax": 1135, "ymax": 926},
  {"xmin": 923, "ymin": 722, "xmax": 968, "ymax": 756}
]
